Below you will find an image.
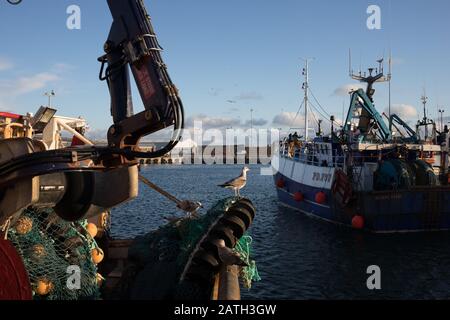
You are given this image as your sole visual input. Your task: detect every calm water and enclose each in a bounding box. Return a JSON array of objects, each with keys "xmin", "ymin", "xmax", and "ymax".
[{"xmin": 112, "ymin": 164, "xmax": 450, "ymax": 299}]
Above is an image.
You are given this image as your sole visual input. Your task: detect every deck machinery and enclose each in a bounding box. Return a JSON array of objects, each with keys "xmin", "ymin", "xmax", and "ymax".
[{"xmin": 0, "ymin": 0, "xmax": 256, "ymax": 300}]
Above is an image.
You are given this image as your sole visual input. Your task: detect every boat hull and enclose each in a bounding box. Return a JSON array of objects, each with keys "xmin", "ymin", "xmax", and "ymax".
[{"xmin": 273, "ymin": 157, "xmax": 450, "ymax": 233}]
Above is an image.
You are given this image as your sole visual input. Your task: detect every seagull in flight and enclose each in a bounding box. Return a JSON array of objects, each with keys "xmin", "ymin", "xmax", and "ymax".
[{"xmin": 218, "ymin": 166, "xmax": 250, "ymax": 198}]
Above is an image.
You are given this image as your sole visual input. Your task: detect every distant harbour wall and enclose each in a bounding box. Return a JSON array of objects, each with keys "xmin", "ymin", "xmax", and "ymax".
[{"xmin": 139, "ymin": 145, "xmax": 273, "ymax": 165}]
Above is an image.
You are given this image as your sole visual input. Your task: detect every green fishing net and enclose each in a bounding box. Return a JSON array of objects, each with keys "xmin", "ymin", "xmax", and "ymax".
[
  {"xmin": 122, "ymin": 197, "xmax": 260, "ymax": 299},
  {"xmin": 8, "ymin": 208, "xmax": 101, "ymax": 300},
  {"xmin": 128, "ymin": 198, "xmax": 237, "ymax": 271},
  {"xmin": 177, "ymin": 197, "xmax": 238, "ymax": 269},
  {"xmin": 233, "ymin": 234, "xmax": 261, "ymax": 289}
]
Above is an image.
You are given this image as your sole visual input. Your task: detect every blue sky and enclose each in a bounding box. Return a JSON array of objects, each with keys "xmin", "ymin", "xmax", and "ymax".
[{"xmin": 1, "ymin": 0, "xmax": 450, "ymax": 137}]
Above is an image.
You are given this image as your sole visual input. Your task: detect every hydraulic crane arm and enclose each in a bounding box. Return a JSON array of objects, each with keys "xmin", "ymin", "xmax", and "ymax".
[
  {"xmin": 99, "ymin": 0, "xmax": 184, "ymax": 158},
  {"xmin": 0, "ymin": 0, "xmax": 185, "ymax": 223},
  {"xmin": 344, "ymin": 89, "xmax": 391, "ymax": 142},
  {"xmin": 388, "ymin": 113, "xmax": 418, "ymax": 143}
]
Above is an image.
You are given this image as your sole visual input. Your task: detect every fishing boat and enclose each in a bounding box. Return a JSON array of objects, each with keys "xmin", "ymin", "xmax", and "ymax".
[{"xmin": 272, "ymin": 59, "xmax": 450, "ymax": 233}]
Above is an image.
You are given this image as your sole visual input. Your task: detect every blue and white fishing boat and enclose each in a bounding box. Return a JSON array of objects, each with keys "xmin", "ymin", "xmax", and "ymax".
[{"xmin": 273, "ymin": 59, "xmax": 450, "ymax": 233}]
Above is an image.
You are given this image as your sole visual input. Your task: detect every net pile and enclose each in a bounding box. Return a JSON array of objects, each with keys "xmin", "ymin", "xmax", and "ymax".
[
  {"xmin": 233, "ymin": 235, "xmax": 260, "ymax": 289},
  {"xmin": 118, "ymin": 197, "xmax": 260, "ymax": 299},
  {"xmin": 121, "ymin": 198, "xmax": 234, "ymax": 299},
  {"xmin": 8, "ymin": 208, "xmax": 101, "ymax": 300}
]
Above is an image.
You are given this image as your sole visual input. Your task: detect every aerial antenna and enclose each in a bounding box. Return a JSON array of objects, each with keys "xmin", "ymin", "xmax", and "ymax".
[
  {"xmin": 348, "ymin": 49, "xmax": 352, "ymax": 76},
  {"xmin": 359, "ymin": 52, "xmax": 362, "ymax": 77},
  {"xmin": 300, "ymin": 57, "xmax": 315, "ymax": 140},
  {"xmin": 421, "ymin": 87, "xmax": 429, "ymax": 139},
  {"xmin": 349, "ymin": 52, "xmax": 391, "ymax": 100},
  {"xmin": 388, "ymin": 49, "xmax": 392, "ymax": 126},
  {"xmin": 44, "ymin": 90, "xmax": 56, "ymax": 108},
  {"xmin": 421, "ymin": 88, "xmax": 428, "ymax": 121}
]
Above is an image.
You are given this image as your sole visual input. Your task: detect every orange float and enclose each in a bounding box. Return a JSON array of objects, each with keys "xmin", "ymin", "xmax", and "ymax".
[
  {"xmin": 352, "ymin": 215, "xmax": 365, "ymax": 230},
  {"xmin": 91, "ymin": 248, "xmax": 104, "ymax": 265},
  {"xmin": 315, "ymin": 191, "xmax": 326, "ymax": 204},
  {"xmin": 293, "ymin": 192, "xmax": 304, "ymax": 202},
  {"xmin": 276, "ymin": 179, "xmax": 285, "ymax": 188}
]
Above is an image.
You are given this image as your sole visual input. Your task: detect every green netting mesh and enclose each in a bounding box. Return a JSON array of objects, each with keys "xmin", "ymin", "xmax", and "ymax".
[
  {"xmin": 128, "ymin": 197, "xmax": 237, "ymax": 278},
  {"xmin": 125, "ymin": 197, "xmax": 260, "ymax": 298},
  {"xmin": 233, "ymin": 234, "xmax": 261, "ymax": 289},
  {"xmin": 177, "ymin": 197, "xmax": 238, "ymax": 271},
  {"xmin": 8, "ymin": 208, "xmax": 101, "ymax": 300}
]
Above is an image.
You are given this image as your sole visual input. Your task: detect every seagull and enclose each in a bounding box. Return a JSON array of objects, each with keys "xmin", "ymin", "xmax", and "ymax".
[
  {"xmin": 218, "ymin": 166, "xmax": 250, "ymax": 198},
  {"xmin": 176, "ymin": 200, "xmax": 203, "ymax": 218}
]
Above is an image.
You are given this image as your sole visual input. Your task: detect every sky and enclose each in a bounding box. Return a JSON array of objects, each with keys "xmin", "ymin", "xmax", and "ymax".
[{"xmin": 1, "ymin": 0, "xmax": 450, "ymax": 139}]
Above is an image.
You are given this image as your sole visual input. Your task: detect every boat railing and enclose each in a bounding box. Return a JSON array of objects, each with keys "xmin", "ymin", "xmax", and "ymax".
[
  {"xmin": 279, "ymin": 141, "xmax": 345, "ymax": 167},
  {"xmin": 279, "ymin": 141, "xmax": 381, "ymax": 168}
]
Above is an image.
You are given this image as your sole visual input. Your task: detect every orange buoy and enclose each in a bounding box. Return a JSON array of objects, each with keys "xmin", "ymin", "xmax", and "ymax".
[
  {"xmin": 352, "ymin": 215, "xmax": 364, "ymax": 229},
  {"xmin": 293, "ymin": 192, "xmax": 304, "ymax": 202},
  {"xmin": 86, "ymin": 223, "xmax": 98, "ymax": 238},
  {"xmin": 30, "ymin": 244, "xmax": 46, "ymax": 262},
  {"xmin": 91, "ymin": 248, "xmax": 104, "ymax": 265},
  {"xmin": 15, "ymin": 216, "xmax": 33, "ymax": 235},
  {"xmin": 315, "ymin": 191, "xmax": 326, "ymax": 204},
  {"xmin": 276, "ymin": 179, "xmax": 285, "ymax": 188},
  {"xmin": 35, "ymin": 278, "xmax": 54, "ymax": 296}
]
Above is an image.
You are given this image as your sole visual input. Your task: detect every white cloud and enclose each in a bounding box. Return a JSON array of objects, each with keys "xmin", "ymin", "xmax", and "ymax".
[
  {"xmin": 0, "ymin": 63, "xmax": 67, "ymax": 112},
  {"xmin": 273, "ymin": 111, "xmax": 305, "ymax": 128},
  {"xmin": 0, "ymin": 70, "xmax": 60, "ymax": 103},
  {"xmin": 385, "ymin": 104, "xmax": 418, "ymax": 120},
  {"xmin": 186, "ymin": 114, "xmax": 241, "ymax": 129},
  {"xmin": 333, "ymin": 83, "xmax": 365, "ymax": 97},
  {"xmin": 14, "ymin": 72, "xmax": 60, "ymax": 95},
  {"xmin": 184, "ymin": 113, "xmax": 270, "ymax": 130},
  {"xmin": 0, "ymin": 61, "xmax": 71, "ymax": 99},
  {"xmin": 87, "ymin": 115, "xmax": 271, "ymax": 143}
]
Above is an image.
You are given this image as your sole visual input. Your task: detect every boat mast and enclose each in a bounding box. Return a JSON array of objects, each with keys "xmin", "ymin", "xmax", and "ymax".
[
  {"xmin": 388, "ymin": 52, "xmax": 392, "ymax": 130},
  {"xmin": 302, "ymin": 59, "xmax": 310, "ymax": 140},
  {"xmin": 421, "ymin": 91, "xmax": 428, "ymax": 139},
  {"xmin": 348, "ymin": 53, "xmax": 391, "ymax": 134}
]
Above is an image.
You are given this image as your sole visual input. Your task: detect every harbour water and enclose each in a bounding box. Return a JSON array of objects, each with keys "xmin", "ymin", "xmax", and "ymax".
[{"xmin": 112, "ymin": 164, "xmax": 450, "ymax": 299}]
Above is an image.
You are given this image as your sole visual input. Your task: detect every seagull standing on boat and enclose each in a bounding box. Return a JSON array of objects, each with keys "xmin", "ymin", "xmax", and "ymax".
[{"xmin": 218, "ymin": 167, "xmax": 250, "ymax": 198}]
